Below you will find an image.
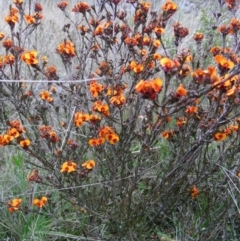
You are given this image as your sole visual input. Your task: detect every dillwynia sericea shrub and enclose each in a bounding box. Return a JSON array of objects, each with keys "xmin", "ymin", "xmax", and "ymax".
[{"xmin": 0, "ymin": 0, "xmax": 240, "ymax": 240}]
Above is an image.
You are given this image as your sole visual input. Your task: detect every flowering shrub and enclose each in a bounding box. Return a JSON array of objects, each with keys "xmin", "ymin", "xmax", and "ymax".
[{"xmin": 0, "ymin": 0, "xmax": 240, "ymax": 240}]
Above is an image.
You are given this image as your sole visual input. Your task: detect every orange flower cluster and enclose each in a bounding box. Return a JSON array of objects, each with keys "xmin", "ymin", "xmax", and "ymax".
[
  {"xmin": 134, "ymin": 2, "xmax": 151, "ymax": 23},
  {"xmin": 38, "ymin": 126, "xmax": 59, "ymax": 142},
  {"xmin": 72, "ymin": 2, "xmax": 91, "ymax": 13},
  {"xmin": 0, "ymin": 54, "xmax": 15, "ymax": 68},
  {"xmin": 21, "ymin": 50, "xmax": 38, "ymax": 65},
  {"xmin": 74, "ymin": 112, "xmax": 90, "ymax": 127},
  {"xmin": 74, "ymin": 112, "xmax": 101, "ymax": 127},
  {"xmin": 56, "ymin": 40, "xmax": 76, "ymax": 58},
  {"xmin": 160, "ymin": 57, "xmax": 179, "ymax": 73},
  {"xmin": 39, "ymin": 90, "xmax": 53, "ymax": 103},
  {"xmin": 0, "ymin": 120, "xmax": 27, "ymax": 147},
  {"xmin": 89, "ymin": 126, "xmax": 120, "ymax": 146},
  {"xmin": 106, "ymin": 84, "xmax": 127, "ymax": 107},
  {"xmin": 8, "ymin": 198, "xmax": 22, "ymax": 212},
  {"xmin": 61, "ymin": 160, "xmax": 77, "ymax": 173},
  {"xmin": 135, "ymin": 77, "xmax": 163, "ymax": 100},
  {"xmin": 82, "ymin": 160, "xmax": 96, "ymax": 170},
  {"xmin": 39, "ymin": 125, "xmax": 52, "ymax": 138},
  {"xmin": 162, "ymin": 0, "xmax": 178, "ymax": 13},
  {"xmin": 45, "ymin": 66, "xmax": 58, "ymax": 80},
  {"xmin": 89, "ymin": 80, "xmax": 104, "ymax": 98},
  {"xmin": 5, "ymin": 7, "xmax": 19, "ymax": 27},
  {"xmin": 92, "ymin": 100, "xmax": 110, "ymax": 116},
  {"xmin": 192, "ymin": 66, "xmax": 219, "ymax": 84},
  {"xmin": 98, "ymin": 126, "xmax": 120, "ymax": 144},
  {"xmin": 32, "ymin": 196, "xmax": 48, "ymax": 208},
  {"xmin": 173, "ymin": 22, "xmax": 189, "ymax": 40},
  {"xmin": 57, "ymin": 1, "xmax": 69, "ymax": 11}
]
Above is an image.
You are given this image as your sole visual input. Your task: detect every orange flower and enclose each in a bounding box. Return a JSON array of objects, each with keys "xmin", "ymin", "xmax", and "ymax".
[
  {"xmin": 162, "ymin": 0, "xmax": 178, "ymax": 12},
  {"xmin": 57, "ymin": 1, "xmax": 69, "ymax": 11},
  {"xmin": 82, "ymin": 160, "xmax": 96, "ymax": 170},
  {"xmin": 0, "ymin": 134, "xmax": 12, "ymax": 146},
  {"xmin": 135, "ymin": 77, "xmax": 163, "ymax": 100},
  {"xmin": 89, "ymin": 80, "xmax": 103, "ymax": 98},
  {"xmin": 154, "ymin": 27, "xmax": 165, "ymax": 36},
  {"xmin": 21, "ymin": 50, "xmax": 38, "ymax": 65},
  {"xmin": 185, "ymin": 106, "xmax": 198, "ymax": 115},
  {"xmin": 153, "ymin": 39, "xmax": 161, "ymax": 48},
  {"xmin": 98, "ymin": 126, "xmax": 115, "ymax": 137},
  {"xmin": 210, "ymin": 46, "xmax": 222, "ymax": 56},
  {"xmin": 133, "ymin": 64, "xmax": 144, "ymax": 74},
  {"xmin": 56, "ymin": 40, "xmax": 76, "ymax": 58},
  {"xmin": 20, "ymin": 139, "xmax": 31, "ymax": 148},
  {"xmin": 35, "ymin": 3, "xmax": 43, "ymax": 12},
  {"xmin": 143, "ymin": 36, "xmax": 150, "ymax": 45},
  {"xmin": 175, "ymin": 83, "xmax": 187, "ymax": 98},
  {"xmin": 48, "ymin": 131, "xmax": 59, "ymax": 143},
  {"xmin": 5, "ymin": 15, "xmax": 18, "ymax": 26},
  {"xmin": 94, "ymin": 26, "xmax": 104, "ymax": 36},
  {"xmin": 60, "ymin": 161, "xmax": 77, "ymax": 173},
  {"xmin": 229, "ymin": 18, "xmax": 240, "ymax": 34},
  {"xmin": 39, "ymin": 125, "xmax": 52, "ymax": 138},
  {"xmin": 4, "ymin": 54, "xmax": 15, "ymax": 65},
  {"xmin": 215, "ymin": 55, "xmax": 234, "ymax": 71},
  {"xmin": 7, "ymin": 128, "xmax": 20, "ymax": 139},
  {"xmin": 160, "ymin": 57, "xmax": 178, "ymax": 72},
  {"xmin": 105, "ymin": 133, "xmax": 120, "ymax": 144},
  {"xmin": 28, "ymin": 169, "xmax": 42, "ymax": 183},
  {"xmin": 9, "ymin": 120, "xmax": 25, "ymax": 133},
  {"xmin": 32, "ymin": 196, "xmax": 48, "ymax": 208},
  {"xmin": 72, "ymin": 2, "xmax": 91, "ymax": 13},
  {"xmin": 8, "ymin": 198, "xmax": 22, "ymax": 212},
  {"xmin": 89, "ymin": 114, "xmax": 101, "ymax": 124},
  {"xmin": 214, "ymin": 132, "xmax": 227, "ymax": 141},
  {"xmin": 0, "ymin": 32, "xmax": 5, "ymax": 40},
  {"xmin": 218, "ymin": 24, "xmax": 230, "ymax": 35},
  {"xmin": 193, "ymin": 32, "xmax": 204, "ymax": 41},
  {"xmin": 153, "ymin": 53, "xmax": 162, "ymax": 60},
  {"xmin": 176, "ymin": 117, "xmax": 187, "ymax": 128},
  {"xmin": 14, "ymin": 0, "xmax": 23, "ymax": 3},
  {"xmin": 2, "ymin": 39, "xmax": 13, "ymax": 50},
  {"xmin": 74, "ymin": 112, "xmax": 90, "ymax": 127},
  {"xmin": 88, "ymin": 137, "xmax": 105, "ymax": 146},
  {"xmin": 110, "ymin": 94, "xmax": 126, "ymax": 106},
  {"xmin": 39, "ymin": 90, "xmax": 51, "ymax": 100},
  {"xmin": 161, "ymin": 130, "xmax": 174, "ymax": 139},
  {"xmin": 124, "ymin": 37, "xmax": 138, "ymax": 47},
  {"xmin": 92, "ymin": 100, "xmax": 110, "ymax": 116},
  {"xmin": 190, "ymin": 186, "xmax": 199, "ymax": 199},
  {"xmin": 25, "ymin": 15, "xmax": 35, "ymax": 25}
]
